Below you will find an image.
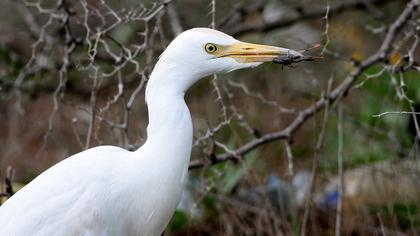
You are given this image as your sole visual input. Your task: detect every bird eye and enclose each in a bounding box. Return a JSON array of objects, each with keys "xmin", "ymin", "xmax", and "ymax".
[{"xmin": 205, "ymin": 43, "xmax": 217, "ymax": 53}]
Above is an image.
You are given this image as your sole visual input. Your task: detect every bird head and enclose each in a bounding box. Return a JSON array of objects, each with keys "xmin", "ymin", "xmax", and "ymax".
[{"xmin": 158, "ymin": 28, "xmax": 303, "ymax": 79}]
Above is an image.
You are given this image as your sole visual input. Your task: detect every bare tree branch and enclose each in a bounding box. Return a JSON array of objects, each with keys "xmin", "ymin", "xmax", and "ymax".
[
  {"xmin": 189, "ymin": 0, "xmax": 420, "ymax": 169},
  {"xmin": 229, "ymin": 0, "xmax": 399, "ymax": 37}
]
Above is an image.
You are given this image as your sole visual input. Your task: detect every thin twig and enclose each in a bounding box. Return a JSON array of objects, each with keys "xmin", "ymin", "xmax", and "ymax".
[
  {"xmin": 335, "ymin": 106, "xmax": 344, "ymax": 236},
  {"xmin": 284, "ymin": 141, "xmax": 294, "ymax": 176},
  {"xmin": 300, "ymin": 78, "xmax": 333, "ymax": 236},
  {"xmin": 372, "ymin": 111, "xmax": 420, "ymax": 117}
]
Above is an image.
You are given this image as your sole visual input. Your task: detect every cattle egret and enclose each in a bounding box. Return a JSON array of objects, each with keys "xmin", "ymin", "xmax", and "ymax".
[{"xmin": 0, "ymin": 28, "xmax": 303, "ymax": 236}]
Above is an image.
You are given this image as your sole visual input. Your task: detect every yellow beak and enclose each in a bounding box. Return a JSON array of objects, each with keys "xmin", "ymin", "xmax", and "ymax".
[{"xmin": 217, "ymin": 41, "xmax": 303, "ymax": 63}]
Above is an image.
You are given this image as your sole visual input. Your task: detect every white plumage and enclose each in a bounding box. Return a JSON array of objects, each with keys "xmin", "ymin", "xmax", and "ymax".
[{"xmin": 0, "ymin": 28, "xmax": 302, "ymax": 236}]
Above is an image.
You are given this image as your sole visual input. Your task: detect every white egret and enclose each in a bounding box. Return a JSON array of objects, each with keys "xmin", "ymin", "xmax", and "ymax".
[{"xmin": 0, "ymin": 28, "xmax": 303, "ymax": 236}]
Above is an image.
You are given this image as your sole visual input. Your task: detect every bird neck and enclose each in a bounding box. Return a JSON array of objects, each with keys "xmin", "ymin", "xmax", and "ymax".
[{"xmin": 142, "ymin": 58, "xmax": 195, "ymax": 163}]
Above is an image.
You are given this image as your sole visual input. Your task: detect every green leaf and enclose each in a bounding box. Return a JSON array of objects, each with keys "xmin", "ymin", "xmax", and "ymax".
[{"xmin": 169, "ymin": 210, "xmax": 188, "ymax": 232}]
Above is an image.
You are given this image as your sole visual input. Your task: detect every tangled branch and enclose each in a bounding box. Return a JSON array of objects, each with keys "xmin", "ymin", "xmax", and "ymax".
[{"xmin": 189, "ymin": 0, "xmax": 420, "ymax": 169}]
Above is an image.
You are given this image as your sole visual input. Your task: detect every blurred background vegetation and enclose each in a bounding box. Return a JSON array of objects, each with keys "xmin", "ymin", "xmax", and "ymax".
[{"xmin": 0, "ymin": 0, "xmax": 419, "ymax": 235}]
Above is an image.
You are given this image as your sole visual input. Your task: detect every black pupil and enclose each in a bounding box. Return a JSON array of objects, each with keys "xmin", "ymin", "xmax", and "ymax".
[{"xmin": 208, "ymin": 45, "xmax": 214, "ymax": 51}]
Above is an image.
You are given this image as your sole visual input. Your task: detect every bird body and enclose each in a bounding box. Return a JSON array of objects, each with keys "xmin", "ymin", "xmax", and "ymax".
[
  {"xmin": 0, "ymin": 28, "xmax": 302, "ymax": 236},
  {"xmin": 0, "ymin": 145, "xmax": 189, "ymax": 235}
]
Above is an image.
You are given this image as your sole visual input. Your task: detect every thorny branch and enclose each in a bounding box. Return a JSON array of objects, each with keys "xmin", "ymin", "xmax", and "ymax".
[
  {"xmin": 189, "ymin": 0, "xmax": 420, "ymax": 169},
  {"xmin": 5, "ymin": 0, "xmax": 174, "ymax": 152}
]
